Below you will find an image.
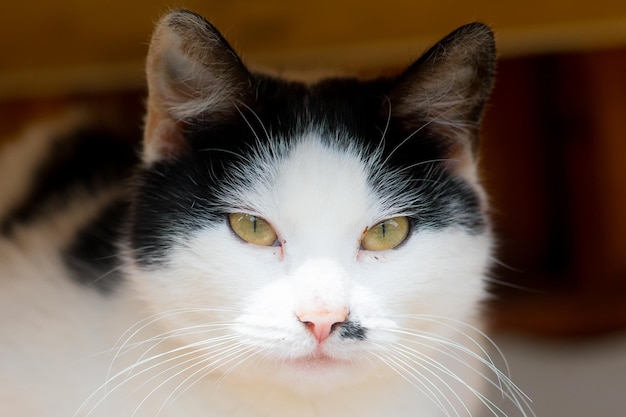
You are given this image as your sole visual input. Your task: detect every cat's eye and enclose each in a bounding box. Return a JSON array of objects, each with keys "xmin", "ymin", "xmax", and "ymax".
[
  {"xmin": 229, "ymin": 213, "xmax": 278, "ymax": 246},
  {"xmin": 361, "ymin": 217, "xmax": 410, "ymax": 251}
]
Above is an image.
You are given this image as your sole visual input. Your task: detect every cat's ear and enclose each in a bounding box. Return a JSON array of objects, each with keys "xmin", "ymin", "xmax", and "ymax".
[
  {"xmin": 390, "ymin": 23, "xmax": 496, "ymax": 164},
  {"xmin": 144, "ymin": 10, "xmax": 250, "ymax": 162}
]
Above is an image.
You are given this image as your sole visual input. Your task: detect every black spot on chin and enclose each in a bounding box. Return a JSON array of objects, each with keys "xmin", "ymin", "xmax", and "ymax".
[{"xmin": 339, "ymin": 321, "xmax": 367, "ymax": 341}]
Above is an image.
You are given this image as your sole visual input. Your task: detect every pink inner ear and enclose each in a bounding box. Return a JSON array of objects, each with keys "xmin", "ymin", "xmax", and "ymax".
[
  {"xmin": 442, "ymin": 142, "xmax": 489, "ymax": 214},
  {"xmin": 143, "ymin": 101, "xmax": 187, "ymax": 163},
  {"xmin": 442, "ymin": 140, "xmax": 482, "ymax": 187}
]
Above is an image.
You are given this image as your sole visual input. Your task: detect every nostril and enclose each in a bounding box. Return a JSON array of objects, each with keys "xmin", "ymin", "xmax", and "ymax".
[
  {"xmin": 296, "ymin": 310, "xmax": 348, "ymax": 344},
  {"xmin": 330, "ymin": 321, "xmax": 342, "ymax": 333},
  {"xmin": 302, "ymin": 319, "xmax": 344, "ymax": 332}
]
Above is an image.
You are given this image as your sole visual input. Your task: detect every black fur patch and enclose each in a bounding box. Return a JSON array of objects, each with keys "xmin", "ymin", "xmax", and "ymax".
[
  {"xmin": 1, "ymin": 125, "xmax": 138, "ymax": 234},
  {"xmin": 339, "ymin": 321, "xmax": 367, "ymax": 341},
  {"xmin": 64, "ymin": 199, "xmax": 128, "ymax": 294}
]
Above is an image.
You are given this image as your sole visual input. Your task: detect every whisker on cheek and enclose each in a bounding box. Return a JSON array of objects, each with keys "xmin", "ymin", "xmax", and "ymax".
[
  {"xmin": 79, "ymin": 340, "xmax": 219, "ymax": 416},
  {"xmin": 157, "ymin": 345, "xmax": 264, "ymax": 414},
  {"xmin": 75, "ymin": 307, "xmax": 245, "ymax": 417},
  {"xmin": 369, "ymin": 350, "xmax": 455, "ymax": 417},
  {"xmin": 378, "ymin": 315, "xmax": 535, "ymax": 417},
  {"xmin": 132, "ymin": 343, "xmax": 259, "ymax": 417}
]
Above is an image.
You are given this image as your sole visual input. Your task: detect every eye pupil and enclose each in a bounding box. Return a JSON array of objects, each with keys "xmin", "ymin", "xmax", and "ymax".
[
  {"xmin": 229, "ymin": 213, "xmax": 278, "ymax": 246},
  {"xmin": 361, "ymin": 216, "xmax": 409, "ymax": 251}
]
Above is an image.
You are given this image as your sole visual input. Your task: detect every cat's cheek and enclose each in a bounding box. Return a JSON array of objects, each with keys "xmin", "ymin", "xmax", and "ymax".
[
  {"xmin": 128, "ymin": 229, "xmax": 280, "ymax": 302},
  {"xmin": 355, "ymin": 230, "xmax": 490, "ymax": 316},
  {"xmin": 234, "ymin": 280, "xmax": 313, "ymax": 355}
]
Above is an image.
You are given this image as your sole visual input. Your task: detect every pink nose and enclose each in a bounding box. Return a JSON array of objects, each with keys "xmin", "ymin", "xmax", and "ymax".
[{"xmin": 296, "ymin": 310, "xmax": 348, "ymax": 343}]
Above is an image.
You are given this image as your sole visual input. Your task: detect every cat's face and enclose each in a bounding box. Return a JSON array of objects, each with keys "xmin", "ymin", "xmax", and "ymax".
[
  {"xmin": 130, "ymin": 133, "xmax": 491, "ymax": 391},
  {"xmin": 126, "ymin": 10, "xmax": 495, "ymax": 395}
]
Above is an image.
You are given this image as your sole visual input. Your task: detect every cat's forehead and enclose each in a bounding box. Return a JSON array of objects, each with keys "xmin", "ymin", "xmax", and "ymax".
[
  {"xmin": 223, "ymin": 131, "xmax": 379, "ymax": 230},
  {"xmin": 199, "ymin": 78, "xmax": 396, "ymax": 221}
]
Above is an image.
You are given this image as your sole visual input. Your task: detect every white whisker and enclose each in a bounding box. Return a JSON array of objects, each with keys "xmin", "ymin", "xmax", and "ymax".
[
  {"xmin": 380, "ymin": 110, "xmax": 453, "ymax": 168},
  {"xmin": 369, "ymin": 350, "xmax": 454, "ymax": 417},
  {"xmin": 155, "ymin": 344, "xmax": 263, "ymax": 416},
  {"xmin": 131, "ymin": 343, "xmax": 256, "ymax": 417},
  {"xmin": 371, "ymin": 95, "xmax": 392, "ymax": 158},
  {"xmin": 79, "ymin": 334, "xmax": 239, "ymax": 417},
  {"xmin": 106, "ymin": 308, "xmax": 239, "ymax": 373},
  {"xmin": 75, "ymin": 307, "xmax": 244, "ymax": 417},
  {"xmin": 129, "ymin": 336, "xmax": 240, "ymax": 392},
  {"xmin": 233, "ymin": 100, "xmax": 272, "ymax": 145},
  {"xmin": 389, "ymin": 342, "xmax": 504, "ymax": 417},
  {"xmin": 383, "ymin": 314, "xmax": 535, "ymax": 416}
]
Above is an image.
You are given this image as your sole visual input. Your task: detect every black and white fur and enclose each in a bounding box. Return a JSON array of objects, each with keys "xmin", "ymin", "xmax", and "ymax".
[{"xmin": 0, "ymin": 10, "xmax": 532, "ymax": 417}]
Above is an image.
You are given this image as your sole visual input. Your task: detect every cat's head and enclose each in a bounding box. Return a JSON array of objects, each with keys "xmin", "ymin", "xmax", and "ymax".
[{"xmin": 127, "ymin": 9, "xmax": 496, "ymax": 393}]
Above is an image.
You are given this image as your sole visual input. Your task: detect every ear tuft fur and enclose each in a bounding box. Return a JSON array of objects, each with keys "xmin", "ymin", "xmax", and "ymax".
[
  {"xmin": 143, "ymin": 9, "xmax": 250, "ymax": 162},
  {"xmin": 390, "ymin": 23, "xmax": 496, "ymax": 156}
]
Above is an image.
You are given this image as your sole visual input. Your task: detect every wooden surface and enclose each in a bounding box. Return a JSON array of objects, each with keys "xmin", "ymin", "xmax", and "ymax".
[{"xmin": 2, "ymin": 1, "xmax": 626, "ymax": 99}]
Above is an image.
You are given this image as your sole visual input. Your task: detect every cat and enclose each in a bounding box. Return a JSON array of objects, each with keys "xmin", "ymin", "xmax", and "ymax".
[{"xmin": 0, "ymin": 9, "xmax": 532, "ymax": 417}]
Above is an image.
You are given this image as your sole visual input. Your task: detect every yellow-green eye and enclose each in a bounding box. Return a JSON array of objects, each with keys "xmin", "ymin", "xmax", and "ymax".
[
  {"xmin": 361, "ymin": 217, "xmax": 410, "ymax": 251},
  {"xmin": 228, "ymin": 213, "xmax": 278, "ymax": 246}
]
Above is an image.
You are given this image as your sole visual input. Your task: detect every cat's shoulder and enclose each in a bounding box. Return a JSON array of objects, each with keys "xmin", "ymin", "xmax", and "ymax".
[
  {"xmin": 0, "ymin": 105, "xmax": 141, "ymax": 294},
  {"xmin": 1, "ymin": 106, "xmax": 140, "ymax": 227}
]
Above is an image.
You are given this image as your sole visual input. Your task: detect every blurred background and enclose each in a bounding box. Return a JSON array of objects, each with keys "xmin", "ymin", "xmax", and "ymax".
[{"xmin": 1, "ymin": 1, "xmax": 625, "ymax": 415}]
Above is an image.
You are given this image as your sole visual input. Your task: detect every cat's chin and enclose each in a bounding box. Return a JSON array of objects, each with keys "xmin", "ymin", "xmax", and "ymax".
[
  {"xmin": 246, "ymin": 352, "xmax": 379, "ymax": 395},
  {"xmin": 285, "ymin": 352, "xmax": 348, "ymax": 371}
]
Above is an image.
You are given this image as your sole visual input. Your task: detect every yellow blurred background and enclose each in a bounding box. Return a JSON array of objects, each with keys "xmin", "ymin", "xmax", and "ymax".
[{"xmin": 1, "ymin": 0, "xmax": 626, "ymax": 98}]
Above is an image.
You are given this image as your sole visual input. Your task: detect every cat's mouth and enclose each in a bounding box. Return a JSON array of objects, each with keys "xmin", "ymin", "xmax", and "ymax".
[{"xmin": 286, "ymin": 351, "xmax": 349, "ymax": 371}]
